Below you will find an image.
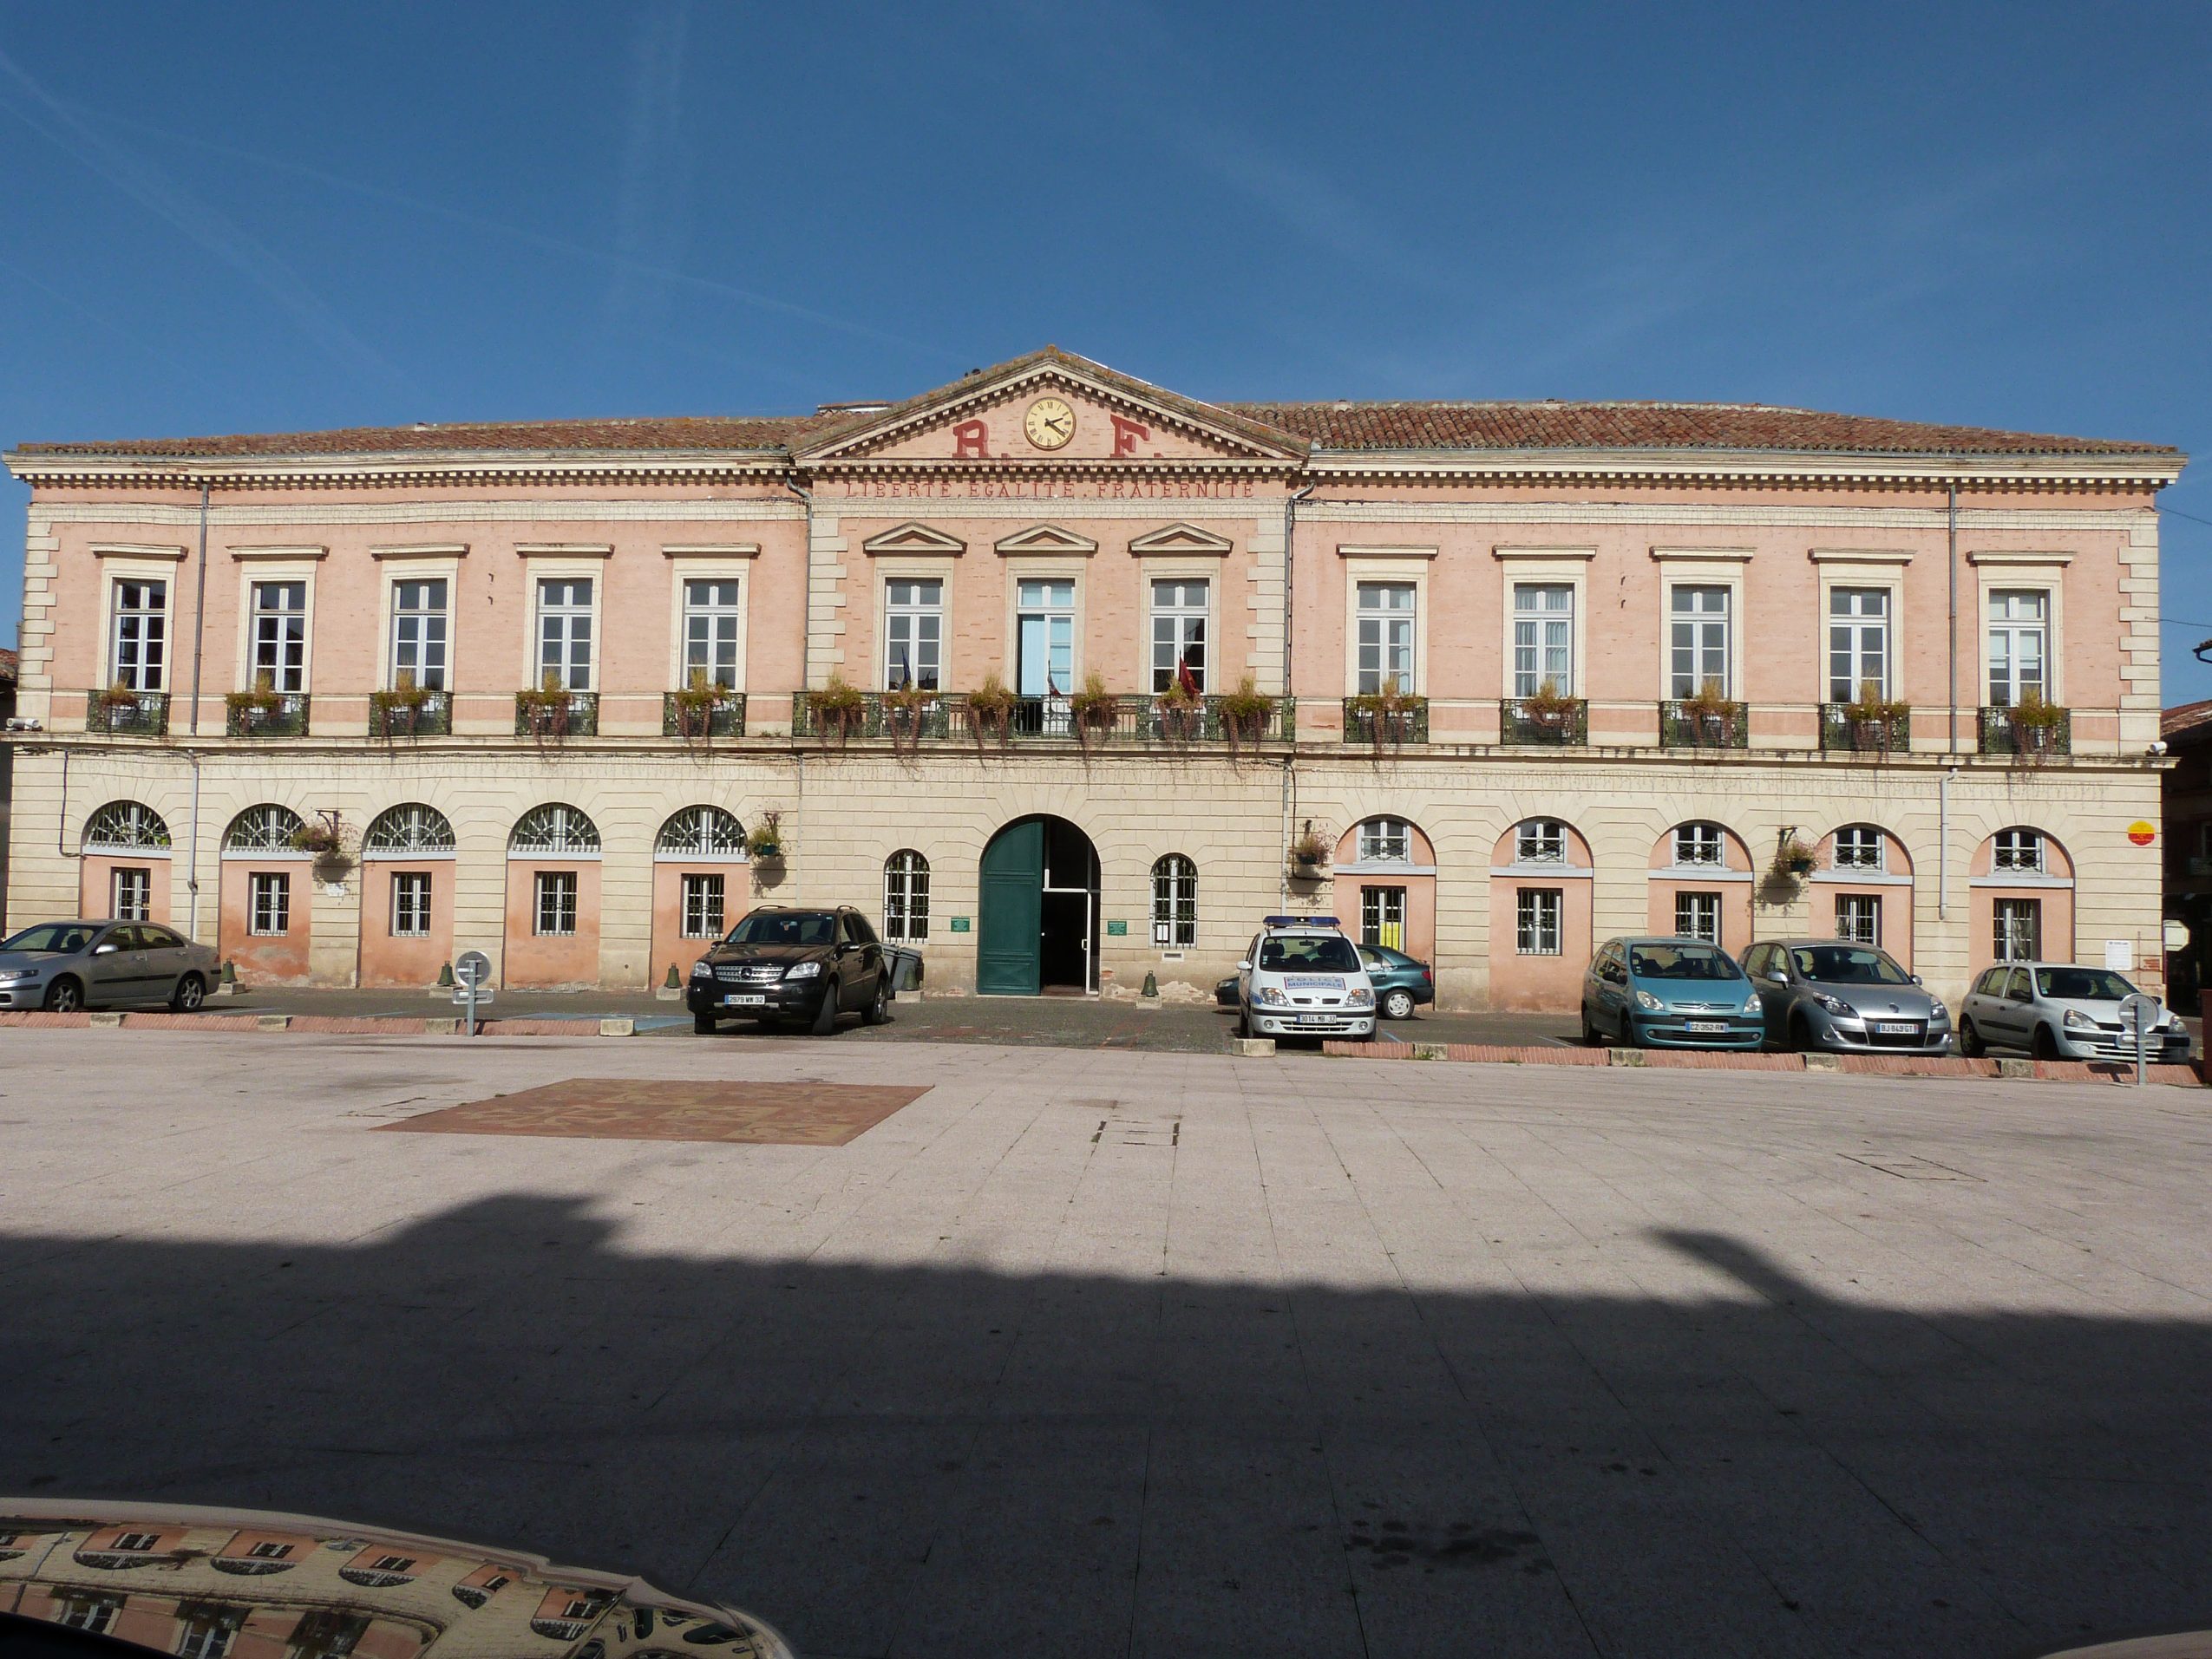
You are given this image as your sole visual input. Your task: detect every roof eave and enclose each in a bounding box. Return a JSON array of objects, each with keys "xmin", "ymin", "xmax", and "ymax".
[
  {"xmin": 1303, "ymin": 447, "xmax": 2187, "ymax": 487},
  {"xmin": 3, "ymin": 447, "xmax": 795, "ymax": 486}
]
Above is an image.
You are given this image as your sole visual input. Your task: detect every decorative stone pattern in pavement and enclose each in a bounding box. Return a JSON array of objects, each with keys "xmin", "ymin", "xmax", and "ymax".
[{"xmin": 380, "ymin": 1078, "xmax": 931, "ymax": 1146}]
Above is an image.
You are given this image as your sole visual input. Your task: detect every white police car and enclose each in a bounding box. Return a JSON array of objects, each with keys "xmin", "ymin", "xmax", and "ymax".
[{"xmin": 1235, "ymin": 915, "xmax": 1378, "ymax": 1041}]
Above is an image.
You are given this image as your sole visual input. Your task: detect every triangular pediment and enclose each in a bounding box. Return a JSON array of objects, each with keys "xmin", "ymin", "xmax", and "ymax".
[
  {"xmin": 1127, "ymin": 522, "xmax": 1234, "ymax": 556},
  {"xmin": 994, "ymin": 523, "xmax": 1099, "ymax": 557},
  {"xmin": 792, "ymin": 346, "xmax": 1308, "ymax": 467},
  {"xmin": 861, "ymin": 521, "xmax": 966, "ymax": 556}
]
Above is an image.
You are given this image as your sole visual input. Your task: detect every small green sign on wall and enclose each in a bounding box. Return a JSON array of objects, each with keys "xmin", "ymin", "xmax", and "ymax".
[
  {"xmin": 1105, "ymin": 918, "xmax": 1129, "ymax": 937},
  {"xmin": 949, "ymin": 916, "xmax": 972, "ymax": 933}
]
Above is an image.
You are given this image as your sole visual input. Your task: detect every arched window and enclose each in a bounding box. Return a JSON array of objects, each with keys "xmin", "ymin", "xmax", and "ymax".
[
  {"xmin": 1514, "ymin": 818, "xmax": 1567, "ymax": 865},
  {"xmin": 1831, "ymin": 825, "xmax": 1887, "ymax": 872},
  {"xmin": 224, "ymin": 804, "xmax": 305, "ymax": 853},
  {"xmin": 1672, "ymin": 821, "xmax": 1726, "ymax": 867},
  {"xmin": 1357, "ymin": 817, "xmax": 1412, "ymax": 862},
  {"xmin": 363, "ymin": 803, "xmax": 456, "ymax": 857},
  {"xmin": 509, "ymin": 803, "xmax": 600, "ymax": 856},
  {"xmin": 82, "ymin": 800, "xmax": 171, "ymax": 853},
  {"xmin": 1992, "ymin": 826, "xmax": 2045, "ymax": 874},
  {"xmin": 884, "ymin": 850, "xmax": 930, "ymax": 944},
  {"xmin": 656, "ymin": 806, "xmax": 746, "ymax": 859},
  {"xmin": 1151, "ymin": 854, "xmax": 1197, "ymax": 947}
]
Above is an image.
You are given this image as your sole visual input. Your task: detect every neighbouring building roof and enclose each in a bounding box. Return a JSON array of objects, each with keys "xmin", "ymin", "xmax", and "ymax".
[
  {"xmin": 0, "ymin": 646, "xmax": 16, "ymax": 686},
  {"xmin": 2164, "ymin": 699, "xmax": 2212, "ymax": 741}
]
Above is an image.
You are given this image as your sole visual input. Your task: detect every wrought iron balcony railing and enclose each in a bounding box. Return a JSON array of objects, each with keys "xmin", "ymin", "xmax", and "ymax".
[
  {"xmin": 1341, "ymin": 696, "xmax": 1429, "ymax": 745},
  {"xmin": 86, "ymin": 689, "xmax": 169, "ymax": 736},
  {"xmin": 663, "ymin": 689, "xmax": 748, "ymax": 738},
  {"xmin": 1819, "ymin": 702, "xmax": 1912, "ymax": 754},
  {"xmin": 1978, "ymin": 704, "xmax": 2071, "ymax": 759},
  {"xmin": 225, "ymin": 692, "xmax": 311, "ymax": 738},
  {"xmin": 1499, "ymin": 696, "xmax": 1587, "ymax": 746},
  {"xmin": 514, "ymin": 690, "xmax": 599, "ymax": 737},
  {"xmin": 1659, "ymin": 698, "xmax": 1748, "ymax": 750},
  {"xmin": 369, "ymin": 689, "xmax": 451, "ymax": 738},
  {"xmin": 795, "ymin": 690, "xmax": 1293, "ymax": 745}
]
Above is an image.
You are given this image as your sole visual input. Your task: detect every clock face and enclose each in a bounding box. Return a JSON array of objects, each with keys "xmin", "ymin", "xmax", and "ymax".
[{"xmin": 1024, "ymin": 396, "xmax": 1076, "ymax": 450}]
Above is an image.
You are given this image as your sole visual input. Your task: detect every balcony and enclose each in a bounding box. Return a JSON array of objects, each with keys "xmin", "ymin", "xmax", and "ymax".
[
  {"xmin": 225, "ymin": 692, "xmax": 311, "ymax": 738},
  {"xmin": 369, "ymin": 689, "xmax": 451, "ymax": 738},
  {"xmin": 1979, "ymin": 704, "xmax": 2071, "ymax": 759},
  {"xmin": 1341, "ymin": 696, "xmax": 1429, "ymax": 746},
  {"xmin": 663, "ymin": 689, "xmax": 748, "ymax": 738},
  {"xmin": 514, "ymin": 690, "xmax": 599, "ymax": 738},
  {"xmin": 1499, "ymin": 696, "xmax": 1587, "ymax": 746},
  {"xmin": 1659, "ymin": 698, "xmax": 1748, "ymax": 750},
  {"xmin": 337, "ymin": 1568, "xmax": 417, "ymax": 1589},
  {"xmin": 795, "ymin": 690, "xmax": 1293, "ymax": 746},
  {"xmin": 85, "ymin": 688, "xmax": 168, "ymax": 736},
  {"xmin": 1819, "ymin": 702, "xmax": 1911, "ymax": 754}
]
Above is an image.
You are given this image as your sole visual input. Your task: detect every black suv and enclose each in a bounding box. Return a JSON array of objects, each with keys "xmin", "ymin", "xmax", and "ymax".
[{"xmin": 687, "ymin": 905, "xmax": 892, "ymax": 1035}]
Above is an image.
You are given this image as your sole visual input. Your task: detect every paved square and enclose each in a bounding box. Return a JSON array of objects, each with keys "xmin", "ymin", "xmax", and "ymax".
[
  {"xmin": 2, "ymin": 1029, "xmax": 2208, "ymax": 1658},
  {"xmin": 379, "ymin": 1077, "xmax": 931, "ymax": 1146}
]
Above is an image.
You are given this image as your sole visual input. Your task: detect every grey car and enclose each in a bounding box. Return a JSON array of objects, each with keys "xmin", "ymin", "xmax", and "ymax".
[
  {"xmin": 1957, "ymin": 961, "xmax": 2194, "ymax": 1061},
  {"xmin": 0, "ymin": 918, "xmax": 219, "ymax": 1013},
  {"xmin": 1740, "ymin": 939, "xmax": 1953, "ymax": 1055}
]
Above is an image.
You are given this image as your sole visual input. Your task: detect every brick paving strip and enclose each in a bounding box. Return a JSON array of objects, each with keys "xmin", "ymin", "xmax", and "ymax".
[{"xmin": 376, "ymin": 1077, "xmax": 932, "ymax": 1146}]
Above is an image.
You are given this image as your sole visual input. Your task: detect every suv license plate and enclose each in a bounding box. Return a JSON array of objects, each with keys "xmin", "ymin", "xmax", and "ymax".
[
  {"xmin": 1685, "ymin": 1020, "xmax": 1727, "ymax": 1033},
  {"xmin": 1875, "ymin": 1022, "xmax": 1916, "ymax": 1035},
  {"xmin": 725, "ymin": 993, "xmax": 768, "ymax": 1006}
]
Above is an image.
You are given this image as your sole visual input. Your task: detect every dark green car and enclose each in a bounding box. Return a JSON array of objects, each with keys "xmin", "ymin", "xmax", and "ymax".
[{"xmin": 1354, "ymin": 943, "xmax": 1435, "ymax": 1020}]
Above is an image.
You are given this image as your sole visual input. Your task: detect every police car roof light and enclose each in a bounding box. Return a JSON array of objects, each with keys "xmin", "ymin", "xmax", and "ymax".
[{"xmin": 1263, "ymin": 915, "xmax": 1340, "ymax": 929}]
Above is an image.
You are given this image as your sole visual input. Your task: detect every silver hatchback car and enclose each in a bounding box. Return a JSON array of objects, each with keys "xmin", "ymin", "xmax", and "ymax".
[
  {"xmin": 1957, "ymin": 961, "xmax": 2193, "ymax": 1062},
  {"xmin": 0, "ymin": 918, "xmax": 220, "ymax": 1012},
  {"xmin": 1740, "ymin": 939, "xmax": 1953, "ymax": 1055}
]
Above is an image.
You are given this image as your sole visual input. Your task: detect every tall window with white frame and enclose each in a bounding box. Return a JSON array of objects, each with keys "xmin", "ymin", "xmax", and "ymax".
[
  {"xmin": 1986, "ymin": 591, "xmax": 2048, "ymax": 708},
  {"xmin": 1151, "ymin": 854, "xmax": 1197, "ymax": 947},
  {"xmin": 1355, "ymin": 582, "xmax": 1416, "ymax": 694},
  {"xmin": 1516, "ymin": 888, "xmax": 1563, "ymax": 956},
  {"xmin": 537, "ymin": 578, "xmax": 594, "ymax": 690},
  {"xmin": 1669, "ymin": 585, "xmax": 1731, "ymax": 697},
  {"xmin": 682, "ymin": 579, "xmax": 742, "ymax": 689},
  {"xmin": 391, "ymin": 872, "xmax": 433, "ymax": 938},
  {"xmin": 1362, "ymin": 886, "xmax": 1408, "ymax": 951},
  {"xmin": 112, "ymin": 869, "xmax": 151, "ymax": 922},
  {"xmin": 109, "ymin": 578, "xmax": 167, "ymax": 690},
  {"xmin": 1835, "ymin": 892, "xmax": 1881, "ymax": 945},
  {"xmin": 1674, "ymin": 891, "xmax": 1722, "ymax": 944},
  {"xmin": 1828, "ymin": 588, "xmax": 1890, "ymax": 702},
  {"xmin": 884, "ymin": 850, "xmax": 930, "ymax": 944},
  {"xmin": 534, "ymin": 871, "xmax": 579, "ymax": 937},
  {"xmin": 1150, "ymin": 580, "xmax": 1208, "ymax": 692},
  {"xmin": 1511, "ymin": 583, "xmax": 1574, "ymax": 697},
  {"xmin": 1015, "ymin": 578, "xmax": 1075, "ymax": 697},
  {"xmin": 389, "ymin": 578, "xmax": 448, "ymax": 689},
  {"xmin": 680, "ymin": 873, "xmax": 724, "ymax": 939},
  {"xmin": 1994, "ymin": 898, "xmax": 2041, "ymax": 962},
  {"xmin": 250, "ymin": 580, "xmax": 308, "ymax": 692},
  {"xmin": 248, "ymin": 872, "xmax": 291, "ymax": 937},
  {"xmin": 883, "ymin": 579, "xmax": 943, "ymax": 689}
]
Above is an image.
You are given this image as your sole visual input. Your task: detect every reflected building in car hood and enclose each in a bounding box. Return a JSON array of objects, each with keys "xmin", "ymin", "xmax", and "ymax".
[{"xmin": 0, "ymin": 1501, "xmax": 789, "ymax": 1659}]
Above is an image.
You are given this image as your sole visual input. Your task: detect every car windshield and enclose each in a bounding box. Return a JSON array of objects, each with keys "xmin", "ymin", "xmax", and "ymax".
[
  {"xmin": 724, "ymin": 911, "xmax": 835, "ymax": 947},
  {"xmin": 2035, "ymin": 967, "xmax": 2137, "ymax": 1002},
  {"xmin": 1629, "ymin": 943, "xmax": 1743, "ymax": 981},
  {"xmin": 1260, "ymin": 935, "xmax": 1360, "ymax": 972},
  {"xmin": 1790, "ymin": 945, "xmax": 1910, "ymax": 985},
  {"xmin": 1, "ymin": 924, "xmax": 96, "ymax": 954}
]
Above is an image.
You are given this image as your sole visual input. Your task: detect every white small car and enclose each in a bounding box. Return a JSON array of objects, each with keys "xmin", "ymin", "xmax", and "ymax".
[{"xmin": 1236, "ymin": 916, "xmax": 1377, "ymax": 1041}]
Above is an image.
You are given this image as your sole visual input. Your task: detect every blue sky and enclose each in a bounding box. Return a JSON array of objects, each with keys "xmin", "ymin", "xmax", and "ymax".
[{"xmin": 3, "ymin": 2, "xmax": 2210, "ymax": 698}]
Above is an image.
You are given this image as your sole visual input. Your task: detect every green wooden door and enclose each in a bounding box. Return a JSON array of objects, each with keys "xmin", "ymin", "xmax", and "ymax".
[{"xmin": 978, "ymin": 818, "xmax": 1044, "ymax": 995}]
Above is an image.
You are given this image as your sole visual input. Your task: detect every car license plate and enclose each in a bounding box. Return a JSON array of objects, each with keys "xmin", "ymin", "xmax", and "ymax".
[
  {"xmin": 725, "ymin": 993, "xmax": 768, "ymax": 1006},
  {"xmin": 1685, "ymin": 1020, "xmax": 1727, "ymax": 1033},
  {"xmin": 1875, "ymin": 1022, "xmax": 1916, "ymax": 1035},
  {"xmin": 1295, "ymin": 1014, "xmax": 1334, "ymax": 1025}
]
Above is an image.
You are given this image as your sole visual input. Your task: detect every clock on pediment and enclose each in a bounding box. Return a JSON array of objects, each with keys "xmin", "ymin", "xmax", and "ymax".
[{"xmin": 1023, "ymin": 396, "xmax": 1076, "ymax": 451}]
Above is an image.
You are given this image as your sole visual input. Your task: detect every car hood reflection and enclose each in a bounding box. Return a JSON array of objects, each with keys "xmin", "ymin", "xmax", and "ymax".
[{"xmin": 0, "ymin": 1500, "xmax": 791, "ymax": 1659}]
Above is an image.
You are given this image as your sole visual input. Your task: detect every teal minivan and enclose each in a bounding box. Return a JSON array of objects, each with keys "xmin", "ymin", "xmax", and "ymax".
[{"xmin": 1581, "ymin": 936, "xmax": 1764, "ymax": 1048}]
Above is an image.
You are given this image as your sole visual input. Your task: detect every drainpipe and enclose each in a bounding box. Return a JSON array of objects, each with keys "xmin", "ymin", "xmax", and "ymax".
[
  {"xmin": 188, "ymin": 479, "xmax": 210, "ymax": 737},
  {"xmin": 1937, "ymin": 765, "xmax": 1960, "ymax": 923},
  {"xmin": 1281, "ymin": 480, "xmax": 1312, "ymax": 904},
  {"xmin": 185, "ymin": 753, "xmax": 203, "ymax": 943},
  {"xmin": 1946, "ymin": 480, "xmax": 1958, "ymax": 756},
  {"xmin": 54, "ymin": 743, "xmax": 69, "ymax": 857},
  {"xmin": 782, "ymin": 472, "xmax": 814, "ymax": 701}
]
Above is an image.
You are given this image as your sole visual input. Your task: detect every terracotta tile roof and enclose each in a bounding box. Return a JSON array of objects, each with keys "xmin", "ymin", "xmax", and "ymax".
[
  {"xmin": 1222, "ymin": 400, "xmax": 2172, "ymax": 456},
  {"xmin": 14, "ymin": 414, "xmax": 828, "ymax": 459},
  {"xmin": 2163, "ymin": 699, "xmax": 2212, "ymax": 741},
  {"xmin": 0, "ymin": 646, "xmax": 16, "ymax": 683}
]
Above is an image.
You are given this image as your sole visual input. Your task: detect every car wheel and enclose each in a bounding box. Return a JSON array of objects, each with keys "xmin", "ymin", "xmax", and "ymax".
[
  {"xmin": 1237, "ymin": 1005, "xmax": 1252, "ymax": 1040},
  {"xmin": 865, "ymin": 978, "xmax": 889, "ymax": 1025},
  {"xmin": 43, "ymin": 976, "xmax": 84, "ymax": 1013},
  {"xmin": 1958, "ymin": 1017, "xmax": 1984, "ymax": 1058},
  {"xmin": 1382, "ymin": 988, "xmax": 1415, "ymax": 1021},
  {"xmin": 2033, "ymin": 1023, "xmax": 2062, "ymax": 1061},
  {"xmin": 694, "ymin": 1012, "xmax": 717, "ymax": 1035},
  {"xmin": 1580, "ymin": 1005, "xmax": 1601, "ymax": 1047},
  {"xmin": 1788, "ymin": 1011, "xmax": 1816, "ymax": 1054},
  {"xmin": 809, "ymin": 983, "xmax": 839, "ymax": 1035}
]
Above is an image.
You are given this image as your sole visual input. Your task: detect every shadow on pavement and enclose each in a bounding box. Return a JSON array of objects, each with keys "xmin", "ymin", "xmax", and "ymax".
[{"xmin": 3, "ymin": 1198, "xmax": 2204, "ymax": 1657}]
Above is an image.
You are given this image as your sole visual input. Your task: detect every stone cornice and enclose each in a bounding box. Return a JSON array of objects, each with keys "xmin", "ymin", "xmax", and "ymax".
[{"xmin": 1304, "ymin": 447, "xmax": 2184, "ymax": 490}]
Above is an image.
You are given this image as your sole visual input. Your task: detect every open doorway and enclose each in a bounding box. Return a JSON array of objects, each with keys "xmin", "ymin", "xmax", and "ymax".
[{"xmin": 978, "ymin": 814, "xmax": 1099, "ymax": 995}]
